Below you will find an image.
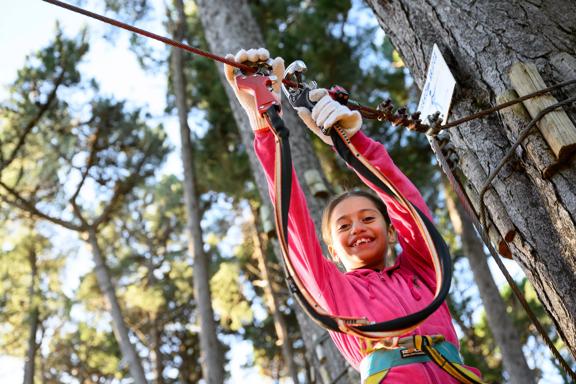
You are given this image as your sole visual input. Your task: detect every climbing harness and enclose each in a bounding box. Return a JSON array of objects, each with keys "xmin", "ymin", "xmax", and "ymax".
[
  {"xmin": 41, "ymin": 1, "xmax": 576, "ymax": 380},
  {"xmin": 360, "ymin": 335, "xmax": 481, "ymax": 384}
]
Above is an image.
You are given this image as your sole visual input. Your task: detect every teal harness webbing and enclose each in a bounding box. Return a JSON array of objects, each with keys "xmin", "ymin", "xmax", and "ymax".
[{"xmin": 360, "ymin": 341, "xmax": 462, "ymax": 382}]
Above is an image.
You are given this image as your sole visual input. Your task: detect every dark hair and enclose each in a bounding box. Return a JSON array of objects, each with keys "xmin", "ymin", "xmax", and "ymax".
[{"xmin": 321, "ymin": 190, "xmax": 390, "ymax": 245}]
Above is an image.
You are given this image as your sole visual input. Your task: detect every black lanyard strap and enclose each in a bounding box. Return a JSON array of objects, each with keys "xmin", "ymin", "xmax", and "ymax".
[{"xmin": 263, "ymin": 99, "xmax": 452, "ymax": 339}]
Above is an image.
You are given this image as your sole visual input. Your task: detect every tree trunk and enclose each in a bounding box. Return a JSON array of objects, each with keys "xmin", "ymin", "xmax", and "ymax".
[
  {"xmin": 148, "ymin": 320, "xmax": 162, "ymax": 384},
  {"xmin": 444, "ymin": 183, "xmax": 535, "ymax": 384},
  {"xmin": 366, "ymin": 0, "xmax": 576, "ymax": 358},
  {"xmin": 194, "ymin": 0, "xmax": 356, "ymax": 381},
  {"xmin": 23, "ymin": 247, "xmax": 39, "ymax": 384},
  {"xmin": 85, "ymin": 227, "xmax": 147, "ymax": 383},
  {"xmin": 250, "ymin": 206, "xmax": 299, "ymax": 384},
  {"xmin": 146, "ymin": 249, "xmax": 164, "ymax": 384},
  {"xmin": 170, "ymin": 0, "xmax": 224, "ymax": 382}
]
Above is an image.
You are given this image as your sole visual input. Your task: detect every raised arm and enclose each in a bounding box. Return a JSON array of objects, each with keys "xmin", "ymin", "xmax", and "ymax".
[
  {"xmin": 254, "ymin": 130, "xmax": 342, "ymax": 307},
  {"xmin": 298, "ymin": 89, "xmax": 438, "ymax": 286},
  {"xmin": 346, "ymin": 131, "xmax": 437, "ymax": 284},
  {"xmin": 223, "ymin": 49, "xmax": 342, "ymax": 309}
]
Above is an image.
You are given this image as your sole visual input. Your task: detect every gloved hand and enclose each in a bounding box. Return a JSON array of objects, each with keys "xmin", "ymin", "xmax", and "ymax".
[
  {"xmin": 295, "ymin": 89, "xmax": 362, "ymax": 145},
  {"xmin": 224, "ymin": 48, "xmax": 285, "ymax": 131}
]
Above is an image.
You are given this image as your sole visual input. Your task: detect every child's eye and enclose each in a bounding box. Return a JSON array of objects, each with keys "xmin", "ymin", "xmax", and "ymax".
[
  {"xmin": 337, "ymin": 223, "xmax": 350, "ymax": 232},
  {"xmin": 362, "ymin": 216, "xmax": 375, "ymax": 223}
]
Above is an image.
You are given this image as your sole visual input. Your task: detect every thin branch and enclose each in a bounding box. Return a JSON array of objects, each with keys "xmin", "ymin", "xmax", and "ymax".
[
  {"xmin": 93, "ymin": 143, "xmax": 154, "ymax": 229},
  {"xmin": 68, "ymin": 124, "xmax": 103, "ymax": 227},
  {"xmin": 0, "ymin": 180, "xmax": 83, "ymax": 232}
]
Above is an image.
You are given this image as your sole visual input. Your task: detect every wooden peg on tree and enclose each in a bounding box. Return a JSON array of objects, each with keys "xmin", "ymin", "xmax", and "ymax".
[{"xmin": 509, "ymin": 62, "xmax": 576, "ymax": 162}]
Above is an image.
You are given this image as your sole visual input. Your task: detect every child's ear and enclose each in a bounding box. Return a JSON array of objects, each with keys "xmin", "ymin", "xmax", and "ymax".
[{"xmin": 387, "ymin": 224, "xmax": 397, "ymax": 244}]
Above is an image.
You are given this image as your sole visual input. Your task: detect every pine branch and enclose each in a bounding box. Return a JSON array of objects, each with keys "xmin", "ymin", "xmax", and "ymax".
[
  {"xmin": 0, "ymin": 180, "xmax": 83, "ymax": 232},
  {"xmin": 0, "ymin": 69, "xmax": 66, "ymax": 172}
]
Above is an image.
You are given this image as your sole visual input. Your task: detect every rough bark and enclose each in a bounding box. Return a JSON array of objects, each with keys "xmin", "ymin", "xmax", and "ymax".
[
  {"xmin": 149, "ymin": 321, "xmax": 163, "ymax": 384},
  {"xmin": 194, "ymin": 1, "xmax": 356, "ymax": 381},
  {"xmin": 444, "ymin": 183, "xmax": 535, "ymax": 384},
  {"xmin": 85, "ymin": 227, "xmax": 147, "ymax": 383},
  {"xmin": 366, "ymin": 0, "xmax": 576, "ymax": 357},
  {"xmin": 170, "ymin": 0, "xmax": 224, "ymax": 382}
]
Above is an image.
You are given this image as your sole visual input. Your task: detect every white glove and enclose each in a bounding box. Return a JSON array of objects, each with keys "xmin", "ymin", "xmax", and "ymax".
[
  {"xmin": 295, "ymin": 89, "xmax": 362, "ymax": 145},
  {"xmin": 224, "ymin": 48, "xmax": 285, "ymax": 131}
]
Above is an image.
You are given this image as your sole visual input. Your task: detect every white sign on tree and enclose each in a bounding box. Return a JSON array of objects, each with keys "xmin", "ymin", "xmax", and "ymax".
[{"xmin": 417, "ymin": 44, "xmax": 456, "ymax": 125}]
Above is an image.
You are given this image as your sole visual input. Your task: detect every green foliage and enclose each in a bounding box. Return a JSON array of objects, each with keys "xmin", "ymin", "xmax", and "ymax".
[
  {"xmin": 1, "ymin": 26, "xmax": 174, "ymax": 382},
  {"xmin": 101, "ymin": 175, "xmax": 205, "ymax": 381},
  {"xmin": 44, "ymin": 321, "xmax": 127, "ymax": 382},
  {"xmin": 1, "ymin": 29, "xmax": 171, "ymax": 227},
  {"xmin": 501, "ymin": 279, "xmax": 575, "ymax": 381},
  {"xmin": 210, "ymin": 262, "xmax": 254, "ymax": 331}
]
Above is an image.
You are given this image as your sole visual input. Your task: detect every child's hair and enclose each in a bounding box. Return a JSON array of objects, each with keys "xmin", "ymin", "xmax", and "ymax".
[{"xmin": 321, "ymin": 190, "xmax": 390, "ymax": 245}]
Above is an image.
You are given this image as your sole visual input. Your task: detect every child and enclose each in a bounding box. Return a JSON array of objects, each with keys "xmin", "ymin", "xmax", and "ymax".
[{"xmin": 225, "ymin": 48, "xmax": 482, "ymax": 383}]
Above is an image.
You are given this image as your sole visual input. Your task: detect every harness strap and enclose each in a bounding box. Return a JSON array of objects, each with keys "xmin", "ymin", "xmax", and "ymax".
[
  {"xmin": 413, "ymin": 335, "xmax": 486, "ymax": 384},
  {"xmin": 362, "ymin": 337, "xmax": 485, "ymax": 384},
  {"xmin": 262, "ymin": 104, "xmax": 453, "ymax": 339}
]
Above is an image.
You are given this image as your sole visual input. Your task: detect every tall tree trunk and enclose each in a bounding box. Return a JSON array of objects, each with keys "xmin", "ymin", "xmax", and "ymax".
[
  {"xmin": 366, "ymin": 0, "xmax": 576, "ymax": 358},
  {"xmin": 169, "ymin": 0, "xmax": 224, "ymax": 382},
  {"xmin": 85, "ymin": 227, "xmax": 147, "ymax": 383},
  {"xmin": 146, "ymin": 247, "xmax": 164, "ymax": 384},
  {"xmin": 444, "ymin": 183, "xmax": 535, "ymax": 384},
  {"xmin": 250, "ymin": 206, "xmax": 299, "ymax": 384},
  {"xmin": 23, "ymin": 247, "xmax": 39, "ymax": 384},
  {"xmin": 149, "ymin": 320, "xmax": 163, "ymax": 384},
  {"xmin": 194, "ymin": 0, "xmax": 356, "ymax": 382}
]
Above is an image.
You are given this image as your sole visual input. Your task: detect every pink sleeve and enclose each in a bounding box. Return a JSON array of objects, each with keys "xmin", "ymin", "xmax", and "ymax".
[
  {"xmin": 347, "ymin": 132, "xmax": 437, "ymax": 287},
  {"xmin": 253, "ymin": 130, "xmax": 342, "ymax": 309}
]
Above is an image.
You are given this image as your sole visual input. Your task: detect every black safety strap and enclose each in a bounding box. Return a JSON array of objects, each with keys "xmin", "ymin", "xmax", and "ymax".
[{"xmin": 263, "ymin": 105, "xmax": 452, "ymax": 338}]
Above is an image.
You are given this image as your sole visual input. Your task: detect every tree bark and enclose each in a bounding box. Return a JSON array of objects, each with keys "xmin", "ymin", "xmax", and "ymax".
[
  {"xmin": 366, "ymin": 0, "xmax": 576, "ymax": 358},
  {"xmin": 170, "ymin": 0, "xmax": 224, "ymax": 382},
  {"xmin": 149, "ymin": 321, "xmax": 163, "ymax": 384},
  {"xmin": 444, "ymin": 183, "xmax": 535, "ymax": 384},
  {"xmin": 194, "ymin": 1, "xmax": 356, "ymax": 381},
  {"xmin": 23, "ymin": 246, "xmax": 39, "ymax": 384},
  {"xmin": 85, "ymin": 227, "xmax": 147, "ymax": 383},
  {"xmin": 250, "ymin": 206, "xmax": 299, "ymax": 384}
]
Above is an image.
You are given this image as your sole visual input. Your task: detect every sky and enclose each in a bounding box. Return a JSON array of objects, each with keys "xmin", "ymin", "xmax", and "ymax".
[{"xmin": 0, "ymin": 1, "xmax": 567, "ymax": 383}]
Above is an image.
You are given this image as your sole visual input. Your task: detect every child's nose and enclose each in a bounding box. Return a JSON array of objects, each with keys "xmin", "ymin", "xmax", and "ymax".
[{"xmin": 351, "ymin": 221, "xmax": 367, "ymax": 234}]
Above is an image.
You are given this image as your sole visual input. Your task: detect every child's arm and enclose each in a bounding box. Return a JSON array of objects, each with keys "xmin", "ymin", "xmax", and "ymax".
[
  {"xmin": 222, "ymin": 49, "xmax": 342, "ymax": 310},
  {"xmin": 297, "ymin": 89, "xmax": 438, "ymax": 287},
  {"xmin": 346, "ymin": 131, "xmax": 438, "ymax": 286},
  {"xmin": 254, "ymin": 129, "xmax": 341, "ymax": 308}
]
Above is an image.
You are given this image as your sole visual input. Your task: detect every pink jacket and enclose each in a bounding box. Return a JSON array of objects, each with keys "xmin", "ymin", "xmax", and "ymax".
[{"xmin": 255, "ymin": 129, "xmax": 480, "ymax": 383}]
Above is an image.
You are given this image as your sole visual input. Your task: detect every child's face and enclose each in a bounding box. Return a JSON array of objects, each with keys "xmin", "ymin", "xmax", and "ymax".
[{"xmin": 328, "ymin": 196, "xmax": 395, "ymax": 271}]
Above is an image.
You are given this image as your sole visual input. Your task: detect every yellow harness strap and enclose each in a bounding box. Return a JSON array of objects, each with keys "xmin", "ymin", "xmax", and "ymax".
[{"xmin": 413, "ymin": 335, "xmax": 486, "ymax": 384}]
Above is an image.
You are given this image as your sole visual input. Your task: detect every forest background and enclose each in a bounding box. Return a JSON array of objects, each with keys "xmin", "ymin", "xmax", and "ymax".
[{"xmin": 0, "ymin": 0, "xmax": 573, "ymax": 383}]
